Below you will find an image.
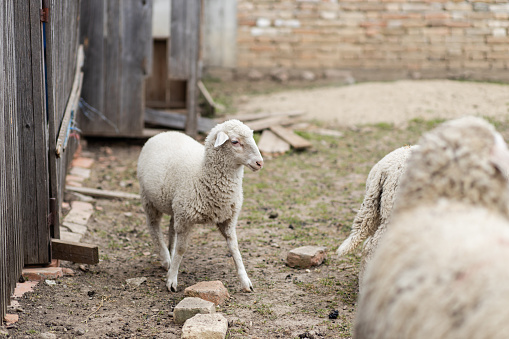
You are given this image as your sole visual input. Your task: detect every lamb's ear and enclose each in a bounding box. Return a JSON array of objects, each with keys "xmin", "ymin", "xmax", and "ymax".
[
  {"xmin": 214, "ymin": 131, "xmax": 229, "ymax": 148},
  {"xmin": 490, "ymin": 133, "xmax": 509, "ymax": 178}
]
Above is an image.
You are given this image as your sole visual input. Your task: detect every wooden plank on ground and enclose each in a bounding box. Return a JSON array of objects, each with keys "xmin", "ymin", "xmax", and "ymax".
[
  {"xmin": 145, "ymin": 108, "xmax": 216, "ymax": 133},
  {"xmin": 257, "ymin": 130, "xmax": 290, "ymax": 155},
  {"xmin": 270, "ymin": 125, "xmax": 312, "ymax": 150},
  {"xmin": 227, "ymin": 110, "xmax": 305, "ymax": 122},
  {"xmin": 51, "ymin": 239, "xmax": 99, "ymax": 265},
  {"xmin": 245, "ymin": 116, "xmax": 293, "ymax": 132},
  {"xmin": 66, "ymin": 186, "xmax": 141, "ymax": 200}
]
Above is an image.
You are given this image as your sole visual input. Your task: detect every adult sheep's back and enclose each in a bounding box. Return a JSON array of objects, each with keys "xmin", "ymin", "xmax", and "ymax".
[{"xmin": 356, "ymin": 201, "xmax": 509, "ymax": 339}]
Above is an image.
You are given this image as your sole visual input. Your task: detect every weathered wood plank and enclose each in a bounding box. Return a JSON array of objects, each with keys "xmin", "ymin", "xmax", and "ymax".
[
  {"xmin": 14, "ymin": 0, "xmax": 51, "ymax": 265},
  {"xmin": 51, "ymin": 239, "xmax": 99, "ymax": 265},
  {"xmin": 79, "ymin": 0, "xmax": 106, "ymax": 134},
  {"xmin": 226, "ymin": 110, "xmax": 305, "ymax": 122},
  {"xmin": 56, "ymin": 45, "xmax": 84, "ymax": 157},
  {"xmin": 245, "ymin": 116, "xmax": 296, "ymax": 132},
  {"xmin": 145, "ymin": 108, "xmax": 216, "ymax": 133},
  {"xmin": 257, "ymin": 130, "xmax": 291, "ymax": 155},
  {"xmin": 1, "ymin": 0, "xmax": 22, "ymax": 319},
  {"xmin": 198, "ymin": 80, "xmax": 217, "ymax": 115},
  {"xmin": 66, "ymin": 186, "xmax": 141, "ymax": 200},
  {"xmin": 270, "ymin": 125, "xmax": 312, "ymax": 150},
  {"xmin": 202, "ymin": 0, "xmax": 237, "ymax": 68}
]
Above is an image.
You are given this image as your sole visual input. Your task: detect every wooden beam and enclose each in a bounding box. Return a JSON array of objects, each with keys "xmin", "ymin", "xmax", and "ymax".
[
  {"xmin": 226, "ymin": 110, "xmax": 305, "ymax": 123},
  {"xmin": 56, "ymin": 45, "xmax": 84, "ymax": 157},
  {"xmin": 145, "ymin": 108, "xmax": 216, "ymax": 133},
  {"xmin": 257, "ymin": 130, "xmax": 290, "ymax": 155},
  {"xmin": 51, "ymin": 239, "xmax": 99, "ymax": 265},
  {"xmin": 270, "ymin": 125, "xmax": 312, "ymax": 150},
  {"xmin": 245, "ymin": 116, "xmax": 296, "ymax": 132},
  {"xmin": 66, "ymin": 186, "xmax": 141, "ymax": 200},
  {"xmin": 198, "ymin": 80, "xmax": 216, "ymax": 115}
]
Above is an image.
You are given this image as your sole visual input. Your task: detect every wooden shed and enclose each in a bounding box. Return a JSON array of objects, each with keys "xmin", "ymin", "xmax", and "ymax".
[
  {"xmin": 1, "ymin": 0, "xmax": 83, "ymax": 320},
  {"xmin": 80, "ymin": 0, "xmax": 204, "ymax": 138}
]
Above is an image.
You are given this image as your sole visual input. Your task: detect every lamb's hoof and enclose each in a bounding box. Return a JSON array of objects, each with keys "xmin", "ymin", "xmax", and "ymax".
[
  {"xmin": 167, "ymin": 281, "xmax": 178, "ymax": 292},
  {"xmin": 241, "ymin": 280, "xmax": 254, "ymax": 293}
]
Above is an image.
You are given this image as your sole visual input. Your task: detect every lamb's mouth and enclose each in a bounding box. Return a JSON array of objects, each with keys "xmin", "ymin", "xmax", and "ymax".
[{"xmin": 247, "ymin": 164, "xmax": 261, "ymax": 172}]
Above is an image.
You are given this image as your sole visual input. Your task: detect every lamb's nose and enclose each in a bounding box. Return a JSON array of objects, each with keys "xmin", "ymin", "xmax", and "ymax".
[{"xmin": 256, "ymin": 160, "xmax": 264, "ymax": 168}]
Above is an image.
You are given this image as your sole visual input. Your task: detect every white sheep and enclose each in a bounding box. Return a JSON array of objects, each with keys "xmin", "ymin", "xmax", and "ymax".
[
  {"xmin": 137, "ymin": 119, "xmax": 264, "ymax": 292},
  {"xmin": 336, "ymin": 145, "xmax": 417, "ymax": 281},
  {"xmin": 355, "ymin": 116, "xmax": 509, "ymax": 339}
]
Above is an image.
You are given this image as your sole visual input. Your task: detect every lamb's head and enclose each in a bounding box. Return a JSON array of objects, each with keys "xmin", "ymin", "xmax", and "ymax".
[
  {"xmin": 205, "ymin": 119, "xmax": 264, "ymax": 172},
  {"xmin": 394, "ymin": 116, "xmax": 509, "ymax": 216}
]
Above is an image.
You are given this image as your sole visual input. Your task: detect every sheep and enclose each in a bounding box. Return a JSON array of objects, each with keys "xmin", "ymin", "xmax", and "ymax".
[
  {"xmin": 355, "ymin": 116, "xmax": 509, "ymax": 339},
  {"xmin": 336, "ymin": 145, "xmax": 417, "ymax": 282},
  {"xmin": 137, "ymin": 119, "xmax": 264, "ymax": 292}
]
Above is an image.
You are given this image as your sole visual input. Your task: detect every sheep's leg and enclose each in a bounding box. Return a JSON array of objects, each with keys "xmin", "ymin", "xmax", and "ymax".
[
  {"xmin": 143, "ymin": 201, "xmax": 171, "ymax": 270},
  {"xmin": 166, "ymin": 226, "xmax": 191, "ymax": 292},
  {"xmin": 168, "ymin": 215, "xmax": 176, "ymax": 261},
  {"xmin": 218, "ymin": 219, "xmax": 254, "ymax": 292}
]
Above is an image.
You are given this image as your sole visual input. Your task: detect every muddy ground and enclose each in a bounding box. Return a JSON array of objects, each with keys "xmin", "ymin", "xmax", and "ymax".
[{"xmin": 5, "ymin": 80, "xmax": 509, "ymax": 338}]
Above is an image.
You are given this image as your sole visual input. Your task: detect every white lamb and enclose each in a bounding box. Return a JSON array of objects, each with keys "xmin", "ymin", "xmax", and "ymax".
[
  {"xmin": 336, "ymin": 145, "xmax": 417, "ymax": 281},
  {"xmin": 355, "ymin": 117, "xmax": 509, "ymax": 339},
  {"xmin": 137, "ymin": 120, "xmax": 264, "ymax": 292}
]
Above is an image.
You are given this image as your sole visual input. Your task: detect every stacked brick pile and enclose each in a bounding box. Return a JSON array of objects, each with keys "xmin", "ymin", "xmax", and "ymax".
[{"xmin": 236, "ymin": 0, "xmax": 509, "ymax": 82}]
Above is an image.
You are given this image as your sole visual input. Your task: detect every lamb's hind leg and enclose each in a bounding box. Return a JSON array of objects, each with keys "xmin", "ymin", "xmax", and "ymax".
[
  {"xmin": 168, "ymin": 215, "xmax": 176, "ymax": 261},
  {"xmin": 143, "ymin": 201, "xmax": 171, "ymax": 270},
  {"xmin": 218, "ymin": 218, "xmax": 253, "ymax": 292},
  {"xmin": 166, "ymin": 222, "xmax": 191, "ymax": 292}
]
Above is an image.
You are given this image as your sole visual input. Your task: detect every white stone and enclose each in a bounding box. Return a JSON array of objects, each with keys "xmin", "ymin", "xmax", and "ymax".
[
  {"xmin": 256, "ymin": 18, "xmax": 271, "ymax": 28},
  {"xmin": 126, "ymin": 277, "xmax": 147, "ymax": 288},
  {"xmin": 174, "ymin": 297, "xmax": 216, "ymax": 325},
  {"xmin": 182, "ymin": 313, "xmax": 228, "ymax": 339},
  {"xmin": 493, "ymin": 28, "xmax": 507, "ymax": 37}
]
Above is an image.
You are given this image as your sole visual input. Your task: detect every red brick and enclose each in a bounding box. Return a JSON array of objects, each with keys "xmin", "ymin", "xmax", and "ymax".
[
  {"xmin": 287, "ymin": 246, "xmax": 327, "ymax": 269},
  {"xmin": 71, "ymin": 157, "xmax": 94, "ymax": 169},
  {"xmin": 184, "ymin": 281, "xmax": 230, "ymax": 306},
  {"xmin": 12, "ymin": 281, "xmax": 39, "ymax": 298},
  {"xmin": 4, "ymin": 314, "xmax": 18, "ymax": 325},
  {"xmin": 22, "ymin": 267, "xmax": 63, "ymax": 281}
]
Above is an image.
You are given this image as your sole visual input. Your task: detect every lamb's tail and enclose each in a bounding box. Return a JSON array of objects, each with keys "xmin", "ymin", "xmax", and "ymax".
[{"xmin": 337, "ymin": 168, "xmax": 384, "ymax": 258}]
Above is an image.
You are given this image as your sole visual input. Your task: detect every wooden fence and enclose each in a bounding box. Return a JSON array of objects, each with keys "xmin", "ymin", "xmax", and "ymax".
[
  {"xmin": 0, "ymin": 0, "xmax": 23, "ymax": 323},
  {"xmin": 0, "ymin": 0, "xmax": 82, "ymax": 321}
]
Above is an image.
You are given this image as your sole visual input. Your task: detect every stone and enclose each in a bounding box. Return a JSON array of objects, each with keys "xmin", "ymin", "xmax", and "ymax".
[
  {"xmin": 173, "ymin": 297, "xmax": 216, "ymax": 325},
  {"xmin": 182, "ymin": 313, "xmax": 228, "ymax": 339},
  {"xmin": 62, "ymin": 221, "xmax": 88, "ymax": 235},
  {"xmin": 184, "ymin": 281, "xmax": 230, "ymax": 306},
  {"xmin": 301, "ymin": 71, "xmax": 316, "ymax": 81},
  {"xmin": 287, "ymin": 246, "xmax": 327, "ymax": 269},
  {"xmin": 270, "ymin": 69, "xmax": 289, "ymax": 83},
  {"xmin": 39, "ymin": 332, "xmax": 57, "ymax": 339},
  {"xmin": 247, "ymin": 69, "xmax": 263, "ymax": 81},
  {"xmin": 22, "ymin": 267, "xmax": 63, "ymax": 281},
  {"xmin": 60, "ymin": 230, "xmax": 83, "ymax": 243},
  {"xmin": 64, "ymin": 201, "xmax": 93, "ymax": 225},
  {"xmin": 69, "ymin": 167, "xmax": 91, "ymax": 179},
  {"xmin": 323, "ymin": 69, "xmax": 355, "ymax": 85},
  {"xmin": 126, "ymin": 277, "xmax": 147, "ymax": 288}
]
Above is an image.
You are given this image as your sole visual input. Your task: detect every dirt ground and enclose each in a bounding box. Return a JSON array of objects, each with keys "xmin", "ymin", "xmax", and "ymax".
[{"xmin": 5, "ymin": 80, "xmax": 509, "ymax": 338}]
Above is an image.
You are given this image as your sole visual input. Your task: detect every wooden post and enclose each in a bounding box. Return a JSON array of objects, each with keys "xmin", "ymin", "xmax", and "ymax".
[{"xmin": 170, "ymin": 0, "xmax": 202, "ymax": 138}]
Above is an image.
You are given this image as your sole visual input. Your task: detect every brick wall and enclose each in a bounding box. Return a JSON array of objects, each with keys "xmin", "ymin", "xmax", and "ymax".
[{"xmin": 234, "ymin": 0, "xmax": 509, "ymax": 82}]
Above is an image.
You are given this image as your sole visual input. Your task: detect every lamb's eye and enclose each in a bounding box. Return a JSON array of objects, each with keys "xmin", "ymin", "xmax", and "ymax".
[{"xmin": 231, "ymin": 140, "xmax": 239, "ymax": 145}]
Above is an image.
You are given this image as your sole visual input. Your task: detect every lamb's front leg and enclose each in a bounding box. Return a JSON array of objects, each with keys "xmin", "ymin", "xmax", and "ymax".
[
  {"xmin": 166, "ymin": 226, "xmax": 191, "ymax": 292},
  {"xmin": 218, "ymin": 218, "xmax": 254, "ymax": 292}
]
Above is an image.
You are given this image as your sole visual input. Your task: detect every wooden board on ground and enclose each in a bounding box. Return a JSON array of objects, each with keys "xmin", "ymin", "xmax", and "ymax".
[
  {"xmin": 226, "ymin": 110, "xmax": 305, "ymax": 122},
  {"xmin": 245, "ymin": 116, "xmax": 296, "ymax": 132},
  {"xmin": 145, "ymin": 108, "xmax": 216, "ymax": 133},
  {"xmin": 270, "ymin": 125, "xmax": 312, "ymax": 150},
  {"xmin": 257, "ymin": 130, "xmax": 290, "ymax": 155},
  {"xmin": 66, "ymin": 186, "xmax": 141, "ymax": 200},
  {"xmin": 51, "ymin": 239, "xmax": 99, "ymax": 265}
]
